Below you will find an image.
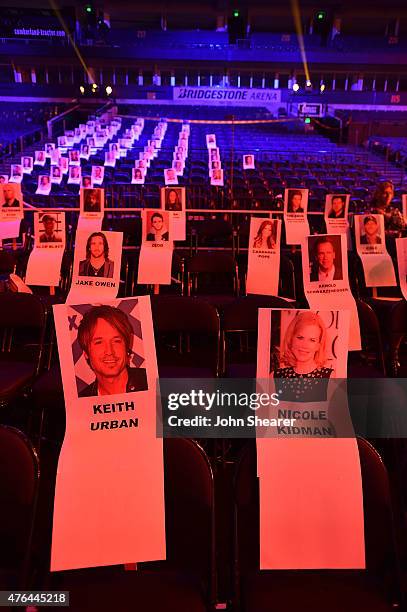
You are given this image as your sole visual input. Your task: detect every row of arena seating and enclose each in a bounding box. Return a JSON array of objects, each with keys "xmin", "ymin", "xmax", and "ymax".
[
  {"xmin": 1, "ymin": 291, "xmax": 406, "ymax": 609},
  {"xmin": 1, "ymin": 107, "xmax": 403, "ymax": 213},
  {"xmin": 1, "ymin": 243, "xmax": 405, "ymax": 376},
  {"xmin": 1, "ymin": 104, "xmax": 407, "ymax": 611},
  {"xmin": 0, "ymin": 102, "xmax": 62, "ymax": 148},
  {"xmin": 1, "ymin": 417, "xmax": 403, "ymax": 611}
]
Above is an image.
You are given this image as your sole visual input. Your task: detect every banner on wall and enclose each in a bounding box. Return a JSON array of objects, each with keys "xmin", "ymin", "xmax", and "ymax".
[
  {"xmin": 25, "ymin": 212, "xmax": 65, "ymax": 286},
  {"xmin": 246, "ymin": 217, "xmax": 281, "ymax": 296},
  {"xmin": 174, "ymin": 86, "xmax": 281, "ymax": 106},
  {"xmin": 67, "ymin": 230, "xmax": 122, "ymax": 303},
  {"xmin": 137, "ymin": 209, "xmax": 173, "ymax": 285},
  {"xmin": 283, "ymin": 188, "xmax": 309, "ymax": 245},
  {"xmin": 396, "ymin": 237, "xmax": 407, "ymax": 301},
  {"xmin": 354, "ymin": 214, "xmax": 397, "ymax": 287},
  {"xmin": 160, "ymin": 186, "xmax": 186, "ymax": 241},
  {"xmin": 301, "ymin": 233, "xmax": 361, "ymax": 351},
  {"xmin": 256, "ymin": 307, "xmax": 365, "ymax": 570},
  {"xmin": 51, "ymin": 296, "xmax": 166, "ymax": 571}
]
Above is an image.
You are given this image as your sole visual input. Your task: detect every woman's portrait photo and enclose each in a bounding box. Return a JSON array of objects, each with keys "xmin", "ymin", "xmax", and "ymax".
[
  {"xmin": 164, "ymin": 187, "xmax": 184, "ymax": 212},
  {"xmin": 269, "ymin": 310, "xmax": 337, "ymax": 402},
  {"xmin": 252, "ymin": 219, "xmax": 277, "ymax": 250},
  {"xmin": 272, "ymin": 311, "xmax": 333, "ymax": 378},
  {"xmin": 132, "ymin": 167, "xmax": 145, "ymax": 184}
]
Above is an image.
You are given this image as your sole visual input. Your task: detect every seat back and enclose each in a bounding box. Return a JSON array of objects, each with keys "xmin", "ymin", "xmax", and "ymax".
[
  {"xmin": 187, "ymin": 252, "xmax": 239, "ymax": 296},
  {"xmin": 350, "ymin": 299, "xmax": 386, "ymax": 375},
  {"xmin": 151, "ymin": 295, "xmax": 220, "ymax": 376},
  {"xmin": 0, "ymin": 425, "xmax": 39, "ymax": 585},
  {"xmin": 387, "ymin": 300, "xmax": 407, "ymax": 376},
  {"xmin": 0, "ymin": 293, "xmax": 47, "ymax": 372},
  {"xmin": 221, "ymin": 296, "xmax": 293, "ymax": 376},
  {"xmin": 163, "ymin": 438, "xmax": 215, "ymax": 600}
]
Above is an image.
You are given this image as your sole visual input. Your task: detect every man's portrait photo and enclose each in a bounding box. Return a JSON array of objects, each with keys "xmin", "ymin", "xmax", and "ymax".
[
  {"xmin": 1, "ymin": 183, "xmax": 21, "ymax": 207},
  {"xmin": 69, "ymin": 166, "xmax": 81, "ymax": 182},
  {"xmin": 209, "ymin": 148, "xmax": 219, "ymax": 161},
  {"xmin": 11, "ymin": 165, "xmax": 22, "ymax": 181},
  {"xmin": 327, "ymin": 194, "xmax": 348, "ymax": 219},
  {"xmin": 164, "ymin": 168, "xmax": 177, "ymax": 184},
  {"xmin": 82, "ymin": 188, "xmax": 103, "ymax": 214},
  {"xmin": 308, "ymin": 235, "xmax": 343, "ymax": 282},
  {"xmin": 51, "ymin": 166, "xmax": 62, "ymax": 183},
  {"xmin": 206, "ymin": 134, "xmax": 216, "ymax": 148},
  {"xmin": 146, "ymin": 212, "xmax": 170, "ymax": 242},
  {"xmin": 287, "ymin": 189, "xmax": 306, "ymax": 214},
  {"xmin": 92, "ymin": 166, "xmax": 104, "ymax": 182},
  {"xmin": 78, "ymin": 232, "xmax": 114, "ymax": 278},
  {"xmin": 35, "ymin": 151, "xmax": 45, "ymax": 164},
  {"xmin": 22, "ymin": 156, "xmax": 33, "ymax": 171},
  {"xmin": 37, "ymin": 175, "xmax": 51, "ymax": 194},
  {"xmin": 243, "ymin": 154, "xmax": 255, "ymax": 169},
  {"xmin": 360, "ymin": 215, "xmax": 382, "ymax": 245},
  {"xmin": 75, "ymin": 304, "xmax": 148, "ymax": 398},
  {"xmin": 38, "ymin": 213, "xmax": 63, "ymax": 243},
  {"xmin": 69, "ymin": 150, "xmax": 80, "ymax": 164}
]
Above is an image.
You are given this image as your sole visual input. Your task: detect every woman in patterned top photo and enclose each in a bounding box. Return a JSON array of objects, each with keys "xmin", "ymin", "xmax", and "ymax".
[{"xmin": 271, "ymin": 311, "xmax": 333, "ymax": 402}]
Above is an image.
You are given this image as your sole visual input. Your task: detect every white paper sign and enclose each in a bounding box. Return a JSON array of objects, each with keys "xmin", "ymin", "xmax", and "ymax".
[
  {"xmin": 243, "ymin": 154, "xmax": 255, "ymax": 170},
  {"xmin": 246, "ymin": 217, "xmax": 281, "ymax": 296},
  {"xmin": 284, "ymin": 188, "xmax": 309, "ymax": 245},
  {"xmin": 325, "ymin": 194, "xmax": 349, "ymax": 235},
  {"xmin": 80, "ymin": 188, "xmax": 104, "ymax": 220},
  {"xmin": 256, "ymin": 308, "xmax": 365, "ymax": 570},
  {"xmin": 396, "ymin": 237, "xmax": 407, "ymax": 301},
  {"xmin": 51, "ymin": 296, "xmax": 166, "ymax": 570},
  {"xmin": 0, "ymin": 184, "xmax": 23, "ymax": 221},
  {"xmin": 302, "ymin": 233, "xmax": 362, "ymax": 351},
  {"xmin": 160, "ymin": 187, "xmax": 186, "ymax": 241},
  {"xmin": 36, "ymin": 175, "xmax": 51, "ymax": 195},
  {"xmin": 354, "ymin": 214, "xmax": 397, "ymax": 287},
  {"xmin": 67, "ymin": 230, "xmax": 122, "ymax": 303}
]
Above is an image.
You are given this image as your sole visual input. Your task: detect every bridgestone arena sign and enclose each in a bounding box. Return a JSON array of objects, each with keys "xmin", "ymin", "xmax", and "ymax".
[{"xmin": 173, "ymin": 87, "xmax": 281, "ymax": 106}]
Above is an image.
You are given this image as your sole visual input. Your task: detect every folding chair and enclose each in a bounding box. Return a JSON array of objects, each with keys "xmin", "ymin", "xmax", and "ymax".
[{"xmin": 187, "ymin": 252, "xmax": 240, "ymax": 300}]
